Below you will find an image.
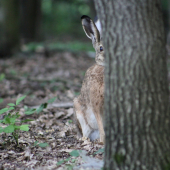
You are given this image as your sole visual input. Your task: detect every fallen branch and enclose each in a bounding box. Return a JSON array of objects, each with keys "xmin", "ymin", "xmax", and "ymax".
[
  {"xmin": 30, "ymin": 102, "xmax": 73, "ymax": 109},
  {"xmin": 51, "ymin": 102, "xmax": 73, "ymax": 108}
]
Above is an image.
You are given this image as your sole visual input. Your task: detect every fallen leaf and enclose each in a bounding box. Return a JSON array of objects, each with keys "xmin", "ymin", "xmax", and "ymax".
[
  {"xmin": 63, "ymin": 108, "xmax": 73, "ymax": 119},
  {"xmin": 55, "ymin": 112, "xmax": 65, "ymax": 119}
]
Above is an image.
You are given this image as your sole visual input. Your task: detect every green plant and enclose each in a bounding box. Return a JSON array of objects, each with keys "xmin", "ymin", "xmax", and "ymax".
[
  {"xmin": 34, "ymin": 141, "xmax": 49, "ymax": 148},
  {"xmin": 57, "ymin": 150, "xmax": 80, "ymax": 169},
  {"xmin": 0, "ymin": 95, "xmax": 33, "ymax": 145},
  {"xmin": 47, "ymin": 97, "xmax": 57, "ymax": 103},
  {"xmin": 0, "ymin": 96, "xmax": 57, "ymax": 145},
  {"xmin": 94, "ymin": 148, "xmax": 104, "ymax": 155},
  {"xmin": 24, "ymin": 97, "xmax": 57, "ymax": 115},
  {"xmin": 9, "ymin": 69, "xmax": 17, "ymax": 76},
  {"xmin": 0, "ymin": 98, "xmax": 3, "ymax": 103},
  {"xmin": 68, "ymin": 120, "xmax": 73, "ymax": 124},
  {"xmin": 0, "ymin": 73, "xmax": 5, "ymax": 81}
]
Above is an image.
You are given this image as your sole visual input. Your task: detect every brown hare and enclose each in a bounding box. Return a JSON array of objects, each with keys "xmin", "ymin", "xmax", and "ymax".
[{"xmin": 74, "ymin": 15, "xmax": 105, "ymax": 143}]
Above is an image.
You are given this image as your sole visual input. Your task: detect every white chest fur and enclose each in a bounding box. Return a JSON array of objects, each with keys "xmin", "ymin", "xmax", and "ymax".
[{"xmin": 76, "ymin": 106, "xmax": 99, "ymax": 140}]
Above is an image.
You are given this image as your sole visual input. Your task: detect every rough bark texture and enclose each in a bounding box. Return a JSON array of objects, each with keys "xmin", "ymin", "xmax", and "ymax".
[
  {"xmin": 169, "ymin": 0, "xmax": 170, "ymax": 29},
  {"xmin": 94, "ymin": 0, "xmax": 170, "ymax": 169}
]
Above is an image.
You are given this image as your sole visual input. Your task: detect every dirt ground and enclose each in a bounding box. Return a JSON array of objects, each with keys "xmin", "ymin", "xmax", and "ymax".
[{"xmin": 0, "ymin": 51, "xmax": 104, "ymax": 170}]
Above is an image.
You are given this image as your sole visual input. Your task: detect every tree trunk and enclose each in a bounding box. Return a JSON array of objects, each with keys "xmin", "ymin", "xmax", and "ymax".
[
  {"xmin": 169, "ymin": 0, "xmax": 170, "ymax": 30},
  {"xmin": 94, "ymin": 0, "xmax": 170, "ymax": 169},
  {"xmin": 87, "ymin": 0, "xmax": 96, "ymax": 19},
  {"xmin": 167, "ymin": 0, "xmax": 170, "ymax": 45},
  {"xmin": 0, "ymin": 0, "xmax": 20, "ymax": 56},
  {"xmin": 20, "ymin": 0, "xmax": 41, "ymax": 44}
]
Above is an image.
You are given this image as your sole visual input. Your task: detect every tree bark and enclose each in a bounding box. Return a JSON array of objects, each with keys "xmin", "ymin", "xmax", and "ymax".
[
  {"xmin": 94, "ymin": 0, "xmax": 170, "ymax": 169},
  {"xmin": 161, "ymin": 0, "xmax": 169, "ymax": 40},
  {"xmin": 169, "ymin": 0, "xmax": 170, "ymax": 30},
  {"xmin": 168, "ymin": 0, "xmax": 170, "ymax": 45}
]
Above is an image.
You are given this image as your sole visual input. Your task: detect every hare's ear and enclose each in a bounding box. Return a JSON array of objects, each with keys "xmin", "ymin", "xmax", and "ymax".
[
  {"xmin": 95, "ymin": 18, "xmax": 102, "ymax": 36},
  {"xmin": 81, "ymin": 15, "xmax": 100, "ymax": 43}
]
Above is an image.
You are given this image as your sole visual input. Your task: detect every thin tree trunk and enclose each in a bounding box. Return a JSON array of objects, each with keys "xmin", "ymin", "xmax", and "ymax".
[
  {"xmin": 169, "ymin": 0, "xmax": 170, "ymax": 30},
  {"xmin": 20, "ymin": 0, "xmax": 41, "ymax": 43},
  {"xmin": 168, "ymin": 0, "xmax": 170, "ymax": 45},
  {"xmin": 0, "ymin": 0, "xmax": 20, "ymax": 56},
  {"xmin": 87, "ymin": 0, "xmax": 96, "ymax": 19},
  {"xmin": 94, "ymin": 0, "xmax": 170, "ymax": 169}
]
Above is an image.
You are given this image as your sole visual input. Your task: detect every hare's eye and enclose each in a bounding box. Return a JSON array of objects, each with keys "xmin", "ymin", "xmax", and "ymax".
[{"xmin": 100, "ymin": 46, "xmax": 103, "ymax": 52}]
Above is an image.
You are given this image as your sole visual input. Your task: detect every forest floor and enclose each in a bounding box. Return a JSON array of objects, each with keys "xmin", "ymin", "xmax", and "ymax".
[
  {"xmin": 0, "ymin": 51, "xmax": 104, "ymax": 170},
  {"xmin": 0, "ymin": 47, "xmax": 170, "ymax": 170}
]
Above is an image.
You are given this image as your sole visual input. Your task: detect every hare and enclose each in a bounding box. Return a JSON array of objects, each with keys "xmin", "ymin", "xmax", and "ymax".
[{"xmin": 74, "ymin": 15, "xmax": 105, "ymax": 143}]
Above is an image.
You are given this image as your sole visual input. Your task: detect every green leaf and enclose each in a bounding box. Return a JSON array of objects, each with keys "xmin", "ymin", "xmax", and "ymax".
[
  {"xmin": 14, "ymin": 125, "xmax": 20, "ymax": 130},
  {"xmin": 9, "ymin": 118, "xmax": 16, "ymax": 124},
  {"xmin": 15, "ymin": 112, "xmax": 20, "ymax": 118},
  {"xmin": 21, "ymin": 119, "xmax": 34, "ymax": 123},
  {"xmin": 38, "ymin": 143, "xmax": 49, "ymax": 148},
  {"xmin": 68, "ymin": 120, "xmax": 73, "ymax": 124},
  {"xmin": 16, "ymin": 95, "xmax": 26, "ymax": 105},
  {"xmin": 94, "ymin": 148, "xmax": 104, "ymax": 155},
  {"xmin": 0, "ymin": 127, "xmax": 4, "ymax": 133},
  {"xmin": 24, "ymin": 105, "xmax": 28, "ymax": 110},
  {"xmin": 69, "ymin": 150, "xmax": 79, "ymax": 157},
  {"xmin": 0, "ymin": 108, "xmax": 8, "ymax": 114},
  {"xmin": 65, "ymin": 157, "xmax": 71, "ymax": 162},
  {"xmin": 34, "ymin": 141, "xmax": 39, "ymax": 146},
  {"xmin": 9, "ymin": 69, "xmax": 17, "ymax": 76},
  {"xmin": 71, "ymin": 159, "xmax": 76, "ymax": 163},
  {"xmin": 25, "ymin": 110, "xmax": 36, "ymax": 115},
  {"xmin": 24, "ymin": 107, "xmax": 36, "ymax": 115},
  {"xmin": 8, "ymin": 107, "xmax": 15, "ymax": 111},
  {"xmin": 57, "ymin": 157, "xmax": 71, "ymax": 166},
  {"xmin": 8, "ymin": 103, "xmax": 15, "ymax": 107},
  {"xmin": 47, "ymin": 97, "xmax": 57, "ymax": 104},
  {"xmin": 19, "ymin": 124, "xmax": 29, "ymax": 131},
  {"xmin": 36, "ymin": 103, "xmax": 48, "ymax": 114},
  {"xmin": 66, "ymin": 164, "xmax": 73, "ymax": 170},
  {"xmin": 0, "ymin": 98, "xmax": 3, "ymax": 103},
  {"xmin": 57, "ymin": 160, "xmax": 65, "ymax": 166},
  {"xmin": 0, "ymin": 73, "xmax": 5, "ymax": 81},
  {"xmin": 3, "ymin": 116, "xmax": 11, "ymax": 124},
  {"xmin": 4, "ymin": 125, "xmax": 14, "ymax": 133}
]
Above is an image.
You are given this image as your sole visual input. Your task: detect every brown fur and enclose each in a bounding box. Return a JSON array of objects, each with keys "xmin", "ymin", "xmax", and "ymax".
[
  {"xmin": 74, "ymin": 16, "xmax": 105, "ymax": 143},
  {"xmin": 74, "ymin": 64, "xmax": 105, "ymax": 142}
]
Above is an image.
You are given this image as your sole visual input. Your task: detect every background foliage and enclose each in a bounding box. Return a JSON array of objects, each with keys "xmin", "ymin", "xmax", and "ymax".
[{"xmin": 0, "ymin": 0, "xmax": 168, "ymax": 56}]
